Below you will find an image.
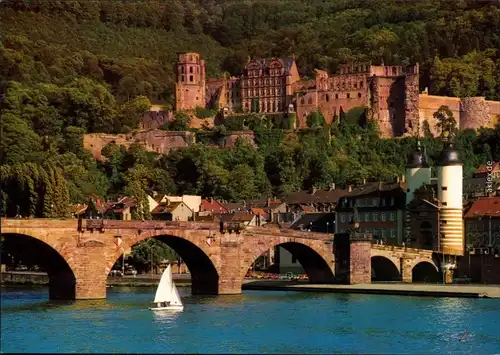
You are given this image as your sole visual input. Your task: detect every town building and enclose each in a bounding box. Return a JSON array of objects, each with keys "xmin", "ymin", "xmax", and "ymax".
[
  {"xmin": 335, "ymin": 181, "xmax": 406, "ymax": 244},
  {"xmin": 174, "ymin": 53, "xmax": 500, "ymax": 138},
  {"xmin": 151, "ymin": 201, "xmax": 193, "ymax": 221}
]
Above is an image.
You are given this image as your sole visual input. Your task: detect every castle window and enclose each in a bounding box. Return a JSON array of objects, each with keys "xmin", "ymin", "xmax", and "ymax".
[
  {"xmin": 347, "ymin": 93, "xmax": 350, "ymax": 99},
  {"xmin": 189, "ymin": 75, "xmax": 193, "ymax": 82},
  {"xmin": 190, "ymin": 67, "xmax": 193, "ymax": 74},
  {"xmin": 358, "ymin": 93, "xmax": 362, "ymax": 98},
  {"xmin": 181, "ymin": 67, "xmax": 185, "ymax": 74},
  {"xmin": 308, "ymin": 97, "xmax": 313, "ymax": 104},
  {"xmin": 335, "ymin": 94, "xmax": 339, "ymax": 99},
  {"xmin": 360, "ymin": 81, "xmax": 363, "ymax": 88},
  {"xmin": 196, "ymin": 97, "xmax": 199, "ymax": 100},
  {"xmin": 354, "ymin": 82, "xmax": 357, "ymax": 89},
  {"xmin": 181, "ymin": 75, "xmax": 185, "ymax": 82},
  {"xmin": 300, "ymin": 98, "xmax": 305, "ymax": 105},
  {"xmin": 326, "ymin": 94, "xmax": 329, "ymax": 102}
]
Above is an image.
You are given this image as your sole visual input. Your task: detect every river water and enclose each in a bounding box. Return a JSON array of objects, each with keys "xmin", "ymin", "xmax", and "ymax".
[{"xmin": 1, "ymin": 286, "xmax": 500, "ymax": 354}]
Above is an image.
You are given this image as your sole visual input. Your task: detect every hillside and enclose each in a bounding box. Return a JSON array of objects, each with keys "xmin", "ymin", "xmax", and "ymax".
[{"xmin": 1, "ymin": 0, "xmax": 500, "ymax": 218}]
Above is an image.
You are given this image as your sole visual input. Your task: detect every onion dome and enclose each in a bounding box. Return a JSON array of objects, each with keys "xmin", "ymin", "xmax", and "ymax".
[
  {"xmin": 406, "ymin": 141, "xmax": 429, "ymax": 169},
  {"xmin": 436, "ymin": 142, "xmax": 462, "ymax": 167}
]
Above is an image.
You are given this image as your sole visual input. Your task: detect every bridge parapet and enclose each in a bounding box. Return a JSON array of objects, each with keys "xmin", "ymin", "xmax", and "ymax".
[
  {"xmin": 371, "ymin": 244, "xmax": 434, "ymax": 257},
  {"xmin": 82, "ymin": 219, "xmax": 219, "ymax": 231},
  {"xmin": 245, "ymin": 226, "xmax": 332, "ymax": 241}
]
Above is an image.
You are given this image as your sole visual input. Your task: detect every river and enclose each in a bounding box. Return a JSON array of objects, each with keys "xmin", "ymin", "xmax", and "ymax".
[{"xmin": 1, "ymin": 286, "xmax": 500, "ymax": 354}]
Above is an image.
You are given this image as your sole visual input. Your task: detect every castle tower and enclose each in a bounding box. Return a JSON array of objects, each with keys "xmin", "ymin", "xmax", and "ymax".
[
  {"xmin": 405, "ymin": 141, "xmax": 431, "ymax": 205},
  {"xmin": 404, "ymin": 63, "xmax": 420, "ymax": 136},
  {"xmin": 404, "ymin": 140, "xmax": 431, "ymax": 243},
  {"xmin": 175, "ymin": 52, "xmax": 206, "ymax": 111},
  {"xmin": 436, "ymin": 140, "xmax": 464, "ymax": 256}
]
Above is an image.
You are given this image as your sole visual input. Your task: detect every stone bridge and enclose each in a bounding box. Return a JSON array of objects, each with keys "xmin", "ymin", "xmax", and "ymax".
[
  {"xmin": 370, "ymin": 244, "xmax": 440, "ymax": 283},
  {"xmin": 1, "ymin": 219, "xmax": 440, "ymax": 300}
]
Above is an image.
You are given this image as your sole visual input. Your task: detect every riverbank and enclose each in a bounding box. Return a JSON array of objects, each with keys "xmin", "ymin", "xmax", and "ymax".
[
  {"xmin": 0, "ymin": 272, "xmax": 191, "ymax": 287},
  {"xmin": 242, "ymin": 280, "xmax": 500, "ymax": 298}
]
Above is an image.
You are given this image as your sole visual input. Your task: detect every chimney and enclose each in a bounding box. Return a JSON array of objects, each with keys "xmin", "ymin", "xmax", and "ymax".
[{"xmin": 330, "ymin": 183, "xmax": 335, "ymax": 191}]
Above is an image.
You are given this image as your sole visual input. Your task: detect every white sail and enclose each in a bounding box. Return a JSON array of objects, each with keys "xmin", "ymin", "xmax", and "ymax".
[
  {"xmin": 153, "ymin": 264, "xmax": 173, "ymax": 304},
  {"xmin": 171, "ymin": 282, "xmax": 183, "ymax": 306}
]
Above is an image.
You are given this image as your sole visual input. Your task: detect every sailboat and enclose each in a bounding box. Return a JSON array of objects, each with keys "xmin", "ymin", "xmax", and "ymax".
[{"xmin": 149, "ymin": 264, "xmax": 184, "ymax": 311}]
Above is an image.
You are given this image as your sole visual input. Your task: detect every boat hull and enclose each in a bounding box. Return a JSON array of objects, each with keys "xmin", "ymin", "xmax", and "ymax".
[{"xmin": 149, "ymin": 305, "xmax": 184, "ymax": 311}]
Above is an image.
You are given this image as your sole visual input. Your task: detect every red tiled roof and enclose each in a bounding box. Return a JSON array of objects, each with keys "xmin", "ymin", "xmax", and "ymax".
[
  {"xmin": 475, "ymin": 162, "xmax": 500, "ymax": 174},
  {"xmin": 251, "ymin": 208, "xmax": 266, "ymax": 215},
  {"xmin": 464, "ymin": 197, "xmax": 500, "ymax": 218},
  {"xmin": 200, "ymin": 199, "xmax": 228, "ymax": 213}
]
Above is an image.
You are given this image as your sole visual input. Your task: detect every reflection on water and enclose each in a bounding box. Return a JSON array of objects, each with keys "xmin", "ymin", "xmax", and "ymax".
[{"xmin": 2, "ymin": 286, "xmax": 500, "ymax": 354}]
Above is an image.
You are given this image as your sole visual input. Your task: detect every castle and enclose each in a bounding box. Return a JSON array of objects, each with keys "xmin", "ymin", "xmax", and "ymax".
[{"xmin": 175, "ymin": 52, "xmax": 500, "ymax": 138}]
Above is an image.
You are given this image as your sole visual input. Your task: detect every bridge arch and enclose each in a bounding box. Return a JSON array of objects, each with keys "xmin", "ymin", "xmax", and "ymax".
[
  {"xmin": 1, "ymin": 233, "xmax": 76, "ymax": 300},
  {"xmin": 371, "ymin": 256, "xmax": 401, "ymax": 281},
  {"xmin": 241, "ymin": 237, "xmax": 335, "ymax": 283},
  {"xmin": 109, "ymin": 231, "xmax": 220, "ymax": 295},
  {"xmin": 411, "ymin": 261, "xmax": 440, "ymax": 283}
]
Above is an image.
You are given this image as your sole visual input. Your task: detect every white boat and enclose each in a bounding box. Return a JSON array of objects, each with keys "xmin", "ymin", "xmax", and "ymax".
[{"xmin": 149, "ymin": 264, "xmax": 184, "ymax": 311}]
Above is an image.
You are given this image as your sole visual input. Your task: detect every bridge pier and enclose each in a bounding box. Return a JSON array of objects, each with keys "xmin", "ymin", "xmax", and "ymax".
[
  {"xmin": 334, "ymin": 231, "xmax": 373, "ymax": 284},
  {"xmin": 401, "ymin": 257, "xmax": 414, "ymax": 283}
]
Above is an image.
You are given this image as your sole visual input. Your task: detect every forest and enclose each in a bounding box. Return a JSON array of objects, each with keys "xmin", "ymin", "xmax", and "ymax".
[{"xmin": 1, "ymin": 0, "xmax": 500, "ymax": 219}]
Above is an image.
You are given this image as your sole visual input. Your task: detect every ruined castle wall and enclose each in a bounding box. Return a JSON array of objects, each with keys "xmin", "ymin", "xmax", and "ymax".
[
  {"xmin": 83, "ymin": 130, "xmax": 196, "ymax": 160},
  {"xmin": 460, "ymin": 97, "xmax": 493, "ymax": 131},
  {"xmin": 376, "ymin": 77, "xmax": 405, "ymax": 138},
  {"xmin": 487, "ymin": 100, "xmax": 500, "ymax": 126},
  {"xmin": 296, "ymin": 90, "xmax": 367, "ymax": 128},
  {"xmin": 403, "ymin": 72, "xmax": 420, "ymax": 137},
  {"xmin": 221, "ymin": 131, "xmax": 256, "ymax": 148},
  {"xmin": 418, "ymin": 94, "xmax": 461, "ymax": 136}
]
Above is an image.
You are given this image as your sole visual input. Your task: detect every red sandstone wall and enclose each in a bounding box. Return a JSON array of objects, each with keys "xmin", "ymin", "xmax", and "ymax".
[
  {"xmin": 419, "ymin": 95, "xmax": 460, "ymax": 136},
  {"xmin": 83, "ymin": 130, "xmax": 196, "ymax": 160}
]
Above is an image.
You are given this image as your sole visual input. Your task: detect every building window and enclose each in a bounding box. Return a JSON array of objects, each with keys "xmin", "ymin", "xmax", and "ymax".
[
  {"xmin": 308, "ymin": 97, "xmax": 313, "ymax": 104},
  {"xmin": 341, "ymin": 214, "xmax": 346, "ymax": 223},
  {"xmin": 347, "ymin": 93, "xmax": 350, "ymax": 99},
  {"xmin": 381, "ymin": 212, "xmax": 387, "ymax": 221},
  {"xmin": 326, "ymin": 94, "xmax": 329, "ymax": 102},
  {"xmin": 181, "ymin": 75, "xmax": 185, "ymax": 82},
  {"xmin": 358, "ymin": 92, "xmax": 362, "ymax": 98},
  {"xmin": 381, "ymin": 199, "xmax": 386, "ymax": 207},
  {"xmin": 442, "ymin": 202, "xmax": 447, "ymax": 206},
  {"xmin": 442, "ymin": 186, "xmax": 447, "ymax": 191},
  {"xmin": 372, "ymin": 198, "xmax": 378, "ymax": 206},
  {"xmin": 365, "ymin": 213, "xmax": 370, "ymax": 222},
  {"xmin": 189, "ymin": 75, "xmax": 193, "ymax": 82},
  {"xmin": 360, "ymin": 81, "xmax": 363, "ymax": 88},
  {"xmin": 390, "ymin": 229, "xmax": 396, "ymax": 238},
  {"xmin": 390, "ymin": 212, "xmax": 396, "ymax": 221},
  {"xmin": 373, "ymin": 212, "xmax": 379, "ymax": 222},
  {"xmin": 335, "ymin": 94, "xmax": 339, "ymax": 99},
  {"xmin": 189, "ymin": 67, "xmax": 193, "ymax": 73},
  {"xmin": 181, "ymin": 67, "xmax": 185, "ymax": 74},
  {"xmin": 390, "ymin": 198, "xmax": 395, "ymax": 206}
]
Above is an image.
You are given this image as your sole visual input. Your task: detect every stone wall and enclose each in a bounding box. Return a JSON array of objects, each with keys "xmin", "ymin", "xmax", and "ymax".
[{"xmin": 83, "ymin": 130, "xmax": 196, "ymax": 160}]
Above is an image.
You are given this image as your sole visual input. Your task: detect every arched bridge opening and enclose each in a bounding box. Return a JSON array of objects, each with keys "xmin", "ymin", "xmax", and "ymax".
[
  {"xmin": 112, "ymin": 234, "xmax": 219, "ymax": 295},
  {"xmin": 1, "ymin": 233, "xmax": 76, "ymax": 300},
  {"xmin": 371, "ymin": 256, "xmax": 401, "ymax": 282},
  {"xmin": 247, "ymin": 242, "xmax": 334, "ymax": 284},
  {"xmin": 412, "ymin": 261, "xmax": 440, "ymax": 283}
]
